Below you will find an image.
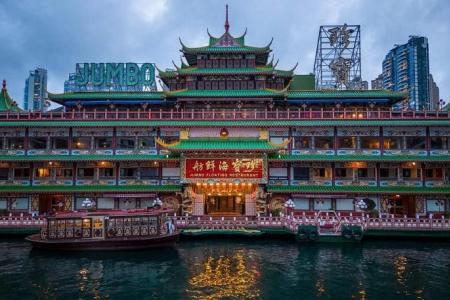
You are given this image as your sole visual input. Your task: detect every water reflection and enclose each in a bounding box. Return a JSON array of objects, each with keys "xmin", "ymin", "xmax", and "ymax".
[
  {"xmin": 186, "ymin": 249, "xmax": 260, "ymax": 299},
  {"xmin": 0, "ymin": 239, "xmax": 449, "ymax": 299}
]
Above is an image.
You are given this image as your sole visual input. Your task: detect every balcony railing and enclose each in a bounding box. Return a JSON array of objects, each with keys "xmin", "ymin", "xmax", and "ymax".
[{"xmin": 1, "ymin": 108, "xmax": 450, "ymax": 121}]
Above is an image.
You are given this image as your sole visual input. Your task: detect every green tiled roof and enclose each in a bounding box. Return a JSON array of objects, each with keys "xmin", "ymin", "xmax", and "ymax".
[
  {"xmin": 0, "ymin": 185, "xmax": 181, "ymax": 193},
  {"xmin": 182, "ymin": 45, "xmax": 270, "ymax": 54},
  {"xmin": 287, "ymin": 90, "xmax": 405, "ymax": 99},
  {"xmin": 48, "ymin": 91, "xmax": 164, "ymax": 101},
  {"xmin": 158, "ymin": 66, "xmax": 293, "ymax": 77},
  {"xmin": 47, "ymin": 89, "xmax": 405, "ymax": 101},
  {"xmin": 1, "ymin": 120, "xmax": 450, "ymax": 128},
  {"xmin": 158, "ymin": 138, "xmax": 286, "ymax": 152},
  {"xmin": 270, "ymin": 154, "xmax": 450, "ymax": 162},
  {"xmin": 290, "ymin": 75, "xmax": 315, "ymax": 91},
  {"xmin": 164, "ymin": 89, "xmax": 285, "ymax": 98},
  {"xmin": 268, "ymin": 185, "xmax": 450, "ymax": 195},
  {"xmin": 0, "ymin": 154, "xmax": 178, "ymax": 162}
]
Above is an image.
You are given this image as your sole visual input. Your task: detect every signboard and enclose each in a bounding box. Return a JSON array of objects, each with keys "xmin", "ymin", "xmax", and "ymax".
[
  {"xmin": 67, "ymin": 63, "xmax": 156, "ymax": 92},
  {"xmin": 185, "ymin": 158, "xmax": 263, "ymax": 179}
]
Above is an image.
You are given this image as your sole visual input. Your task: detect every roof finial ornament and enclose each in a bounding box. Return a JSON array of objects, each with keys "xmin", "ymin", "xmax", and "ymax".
[
  {"xmin": 224, "ymin": 4, "xmax": 230, "ymax": 33},
  {"xmin": 2, "ymin": 79, "xmax": 6, "ymax": 91}
]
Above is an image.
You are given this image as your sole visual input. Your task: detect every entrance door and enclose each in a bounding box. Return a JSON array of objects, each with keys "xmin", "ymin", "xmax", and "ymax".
[
  {"xmin": 388, "ymin": 196, "xmax": 415, "ymax": 217},
  {"xmin": 39, "ymin": 195, "xmax": 65, "ymax": 214},
  {"xmin": 205, "ymin": 195, "xmax": 245, "ymax": 215}
]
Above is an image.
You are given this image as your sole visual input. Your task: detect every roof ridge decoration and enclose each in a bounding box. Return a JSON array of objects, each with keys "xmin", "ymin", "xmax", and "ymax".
[
  {"xmin": 0, "ymin": 79, "xmax": 21, "ymax": 112},
  {"xmin": 155, "ymin": 137, "xmax": 181, "ymax": 148},
  {"xmin": 224, "ymin": 4, "xmax": 230, "ymax": 33}
]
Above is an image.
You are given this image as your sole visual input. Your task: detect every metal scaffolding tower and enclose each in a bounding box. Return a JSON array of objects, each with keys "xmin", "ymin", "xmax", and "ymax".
[{"xmin": 314, "ymin": 24, "xmax": 361, "ymax": 90}]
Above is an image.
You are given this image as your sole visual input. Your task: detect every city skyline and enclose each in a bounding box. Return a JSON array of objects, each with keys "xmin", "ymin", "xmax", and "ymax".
[{"xmin": 0, "ymin": 0, "xmax": 449, "ymax": 106}]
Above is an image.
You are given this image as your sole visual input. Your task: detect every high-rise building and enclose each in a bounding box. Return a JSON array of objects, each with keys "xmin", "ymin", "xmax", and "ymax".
[
  {"xmin": 23, "ymin": 68, "xmax": 48, "ymax": 112},
  {"xmin": 429, "ymin": 74, "xmax": 440, "ymax": 110},
  {"xmin": 371, "ymin": 74, "xmax": 383, "ymax": 90},
  {"xmin": 382, "ymin": 36, "xmax": 430, "ymax": 110},
  {"xmin": 361, "ymin": 80, "xmax": 369, "ymax": 90}
]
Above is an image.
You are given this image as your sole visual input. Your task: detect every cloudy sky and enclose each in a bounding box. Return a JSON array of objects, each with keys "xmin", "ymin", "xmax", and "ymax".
[{"xmin": 0, "ymin": 0, "xmax": 449, "ymax": 107}]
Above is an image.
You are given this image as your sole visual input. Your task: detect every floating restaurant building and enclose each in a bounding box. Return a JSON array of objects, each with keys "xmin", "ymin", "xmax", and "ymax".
[{"xmin": 0, "ymin": 10, "xmax": 450, "ymax": 221}]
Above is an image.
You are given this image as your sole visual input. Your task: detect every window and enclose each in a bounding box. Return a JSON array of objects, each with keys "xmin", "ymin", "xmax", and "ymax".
[
  {"xmin": 10, "ymin": 197, "xmax": 28, "ymax": 210},
  {"xmin": 402, "ymin": 168, "xmax": 411, "ymax": 178},
  {"xmin": 97, "ymin": 198, "xmax": 114, "ymax": 209},
  {"xmin": 294, "ymin": 137, "xmax": 310, "ymax": 149},
  {"xmin": 314, "ymin": 199, "xmax": 332, "ymax": 210},
  {"xmin": 29, "ymin": 137, "xmax": 47, "ymax": 149},
  {"xmin": 336, "ymin": 198, "xmax": 354, "ymax": 210},
  {"xmin": 357, "ymin": 168, "xmax": 368, "ymax": 178},
  {"xmin": 314, "ymin": 137, "xmax": 333, "ymax": 149},
  {"xmin": 313, "ymin": 168, "xmax": 326, "ymax": 178},
  {"xmin": 0, "ymin": 198, "xmax": 7, "ymax": 210},
  {"xmin": 406, "ymin": 137, "xmax": 425, "ymax": 150},
  {"xmin": 55, "ymin": 168, "xmax": 72, "ymax": 178},
  {"xmin": 76, "ymin": 197, "xmax": 96, "ymax": 210},
  {"xmin": 426, "ymin": 199, "xmax": 445, "ymax": 212},
  {"xmin": 51, "ymin": 137, "xmax": 68, "ymax": 149},
  {"xmin": 293, "ymin": 198, "xmax": 309, "ymax": 210},
  {"xmin": 431, "ymin": 137, "xmax": 448, "ymax": 150},
  {"xmin": 383, "ymin": 137, "xmax": 402, "ymax": 150},
  {"xmin": 35, "ymin": 168, "xmax": 50, "ymax": 178},
  {"xmin": 335, "ymin": 168, "xmax": 347, "ymax": 178},
  {"xmin": 14, "ymin": 168, "xmax": 29, "ymax": 179},
  {"xmin": 140, "ymin": 167, "xmax": 158, "ymax": 179},
  {"xmin": 425, "ymin": 169, "xmax": 442, "ymax": 179},
  {"xmin": 99, "ymin": 168, "xmax": 114, "ymax": 178},
  {"xmin": 337, "ymin": 137, "xmax": 357, "ymax": 149},
  {"xmin": 380, "ymin": 168, "xmax": 391, "ymax": 178},
  {"xmin": 95, "ymin": 137, "xmax": 112, "ymax": 149},
  {"xmin": 118, "ymin": 138, "xmax": 135, "ymax": 149},
  {"xmin": 77, "ymin": 168, "xmax": 94, "ymax": 178},
  {"xmin": 120, "ymin": 168, "xmax": 136, "ymax": 178},
  {"xmin": 73, "ymin": 137, "xmax": 91, "ymax": 149},
  {"xmin": 8, "ymin": 138, "xmax": 24, "ymax": 149},
  {"xmin": 293, "ymin": 167, "xmax": 309, "ymax": 180},
  {"xmin": 360, "ymin": 137, "xmax": 380, "ymax": 149},
  {"xmin": 0, "ymin": 168, "xmax": 8, "ymax": 180}
]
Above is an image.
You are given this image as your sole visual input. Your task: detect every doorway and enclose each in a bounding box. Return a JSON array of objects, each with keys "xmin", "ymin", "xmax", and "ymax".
[
  {"xmin": 205, "ymin": 195, "xmax": 245, "ymax": 215},
  {"xmin": 388, "ymin": 195, "xmax": 416, "ymax": 217},
  {"xmin": 39, "ymin": 195, "xmax": 65, "ymax": 214}
]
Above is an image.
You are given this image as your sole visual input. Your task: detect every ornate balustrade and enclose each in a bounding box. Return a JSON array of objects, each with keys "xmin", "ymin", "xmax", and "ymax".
[
  {"xmin": 0, "ymin": 216, "xmax": 45, "ymax": 227},
  {"xmin": 366, "ymin": 217, "xmax": 450, "ymax": 230},
  {"xmin": 1, "ymin": 108, "xmax": 450, "ymax": 121}
]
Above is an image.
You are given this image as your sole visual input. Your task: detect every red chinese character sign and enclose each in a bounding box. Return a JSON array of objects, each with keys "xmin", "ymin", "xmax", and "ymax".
[{"xmin": 185, "ymin": 158, "xmax": 264, "ymax": 179}]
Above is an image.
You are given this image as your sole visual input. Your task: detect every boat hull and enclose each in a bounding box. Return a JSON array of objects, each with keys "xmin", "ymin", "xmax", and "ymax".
[{"xmin": 25, "ymin": 233, "xmax": 179, "ymax": 251}]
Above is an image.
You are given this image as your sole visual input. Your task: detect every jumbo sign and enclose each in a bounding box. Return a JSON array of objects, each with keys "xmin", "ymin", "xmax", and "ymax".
[
  {"xmin": 75, "ymin": 63, "xmax": 155, "ymax": 87},
  {"xmin": 185, "ymin": 158, "xmax": 263, "ymax": 179}
]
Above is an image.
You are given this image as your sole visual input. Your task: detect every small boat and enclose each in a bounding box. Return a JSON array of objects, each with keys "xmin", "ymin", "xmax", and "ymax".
[{"xmin": 25, "ymin": 208, "xmax": 179, "ymax": 251}]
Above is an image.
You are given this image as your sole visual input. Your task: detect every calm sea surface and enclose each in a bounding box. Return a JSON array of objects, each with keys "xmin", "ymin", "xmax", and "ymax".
[{"xmin": 0, "ymin": 237, "xmax": 449, "ymax": 299}]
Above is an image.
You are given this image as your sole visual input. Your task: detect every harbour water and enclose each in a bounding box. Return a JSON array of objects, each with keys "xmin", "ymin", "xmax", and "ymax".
[{"xmin": 0, "ymin": 238, "xmax": 449, "ymax": 299}]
